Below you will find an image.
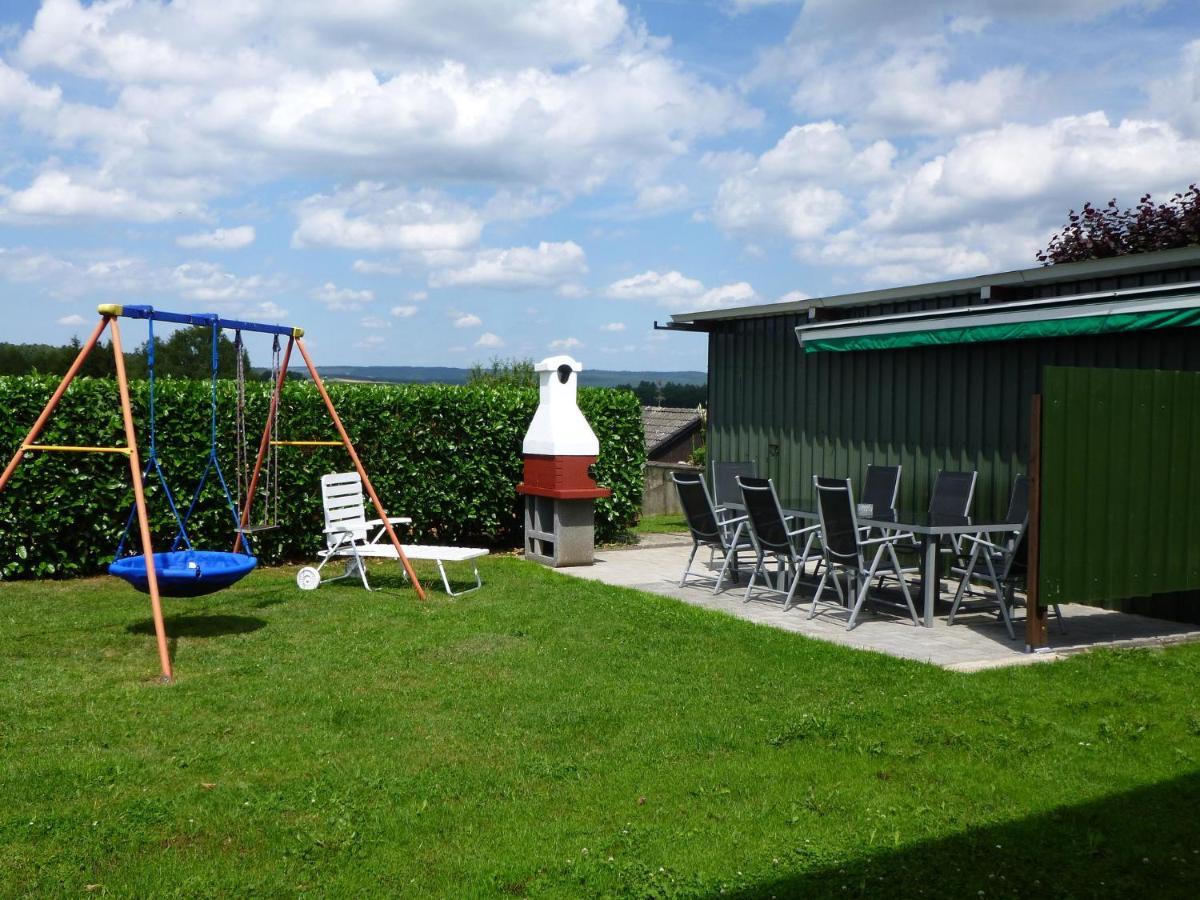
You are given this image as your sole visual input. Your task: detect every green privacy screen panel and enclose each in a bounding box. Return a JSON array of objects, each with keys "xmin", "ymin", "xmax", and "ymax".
[
  {"xmin": 803, "ymin": 307, "xmax": 1200, "ymax": 353},
  {"xmin": 1039, "ymin": 366, "xmax": 1200, "ymax": 609}
]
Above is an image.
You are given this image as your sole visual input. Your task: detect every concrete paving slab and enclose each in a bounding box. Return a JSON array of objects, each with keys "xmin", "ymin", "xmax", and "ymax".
[{"xmin": 555, "ymin": 541, "xmax": 1200, "ymax": 670}]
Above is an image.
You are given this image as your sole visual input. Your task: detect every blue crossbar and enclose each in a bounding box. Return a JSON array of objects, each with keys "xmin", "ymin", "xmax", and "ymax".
[{"xmin": 100, "ymin": 304, "xmax": 300, "ymax": 337}]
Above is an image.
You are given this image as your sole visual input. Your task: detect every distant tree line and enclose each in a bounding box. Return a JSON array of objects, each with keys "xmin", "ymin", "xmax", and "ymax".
[
  {"xmin": 0, "ymin": 327, "xmax": 251, "ymax": 379},
  {"xmin": 617, "ymin": 380, "xmax": 707, "ymax": 408},
  {"xmin": 1038, "ymin": 184, "xmax": 1200, "ymax": 265}
]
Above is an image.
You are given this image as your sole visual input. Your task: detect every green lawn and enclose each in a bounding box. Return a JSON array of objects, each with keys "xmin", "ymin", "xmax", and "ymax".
[
  {"xmin": 634, "ymin": 513, "xmax": 689, "ymax": 534},
  {"xmin": 1, "ymin": 559, "xmax": 1199, "ymax": 897}
]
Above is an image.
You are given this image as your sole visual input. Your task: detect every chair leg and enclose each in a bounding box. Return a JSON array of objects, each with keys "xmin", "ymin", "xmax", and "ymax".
[
  {"xmin": 979, "ymin": 553, "xmax": 1015, "ymax": 640},
  {"xmin": 743, "ymin": 550, "xmax": 764, "ymax": 603},
  {"xmin": 808, "ymin": 570, "xmax": 829, "ymax": 619},
  {"xmin": 848, "ymin": 549, "xmax": 884, "ymax": 629},
  {"xmin": 887, "ymin": 543, "xmax": 919, "ymax": 625},
  {"xmin": 1054, "ymin": 604, "xmax": 1067, "ymax": 634},
  {"xmin": 949, "ymin": 544, "xmax": 982, "ymax": 624},
  {"xmin": 679, "ymin": 541, "xmax": 699, "ymax": 587},
  {"xmin": 713, "ymin": 547, "xmax": 736, "ymax": 596},
  {"xmin": 782, "ymin": 555, "xmax": 803, "ymax": 611}
]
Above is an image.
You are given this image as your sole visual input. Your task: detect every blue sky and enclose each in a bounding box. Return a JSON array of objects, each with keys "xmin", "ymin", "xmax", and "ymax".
[{"xmin": 0, "ymin": 1, "xmax": 1197, "ymax": 371}]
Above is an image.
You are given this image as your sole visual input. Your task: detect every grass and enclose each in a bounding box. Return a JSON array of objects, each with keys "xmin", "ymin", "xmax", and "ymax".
[
  {"xmin": 1, "ymin": 558, "xmax": 1199, "ymax": 897},
  {"xmin": 634, "ymin": 513, "xmax": 689, "ymax": 534}
]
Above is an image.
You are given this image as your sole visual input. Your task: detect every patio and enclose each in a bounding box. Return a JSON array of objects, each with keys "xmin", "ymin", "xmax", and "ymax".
[{"xmin": 565, "ymin": 534, "xmax": 1200, "ymax": 671}]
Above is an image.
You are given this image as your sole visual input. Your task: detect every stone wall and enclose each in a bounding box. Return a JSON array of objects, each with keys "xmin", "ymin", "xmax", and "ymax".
[{"xmin": 642, "ymin": 461, "xmax": 701, "ymax": 517}]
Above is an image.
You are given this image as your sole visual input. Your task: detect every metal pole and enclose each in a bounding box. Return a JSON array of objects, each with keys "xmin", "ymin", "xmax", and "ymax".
[
  {"xmin": 111, "ymin": 319, "xmax": 173, "ymax": 682},
  {"xmin": 0, "ymin": 316, "xmax": 110, "ymax": 493},
  {"xmin": 294, "ymin": 337, "xmax": 426, "ymax": 600},
  {"xmin": 234, "ymin": 337, "xmax": 294, "ymax": 553},
  {"xmin": 1025, "ymin": 393, "xmax": 1048, "ymax": 652}
]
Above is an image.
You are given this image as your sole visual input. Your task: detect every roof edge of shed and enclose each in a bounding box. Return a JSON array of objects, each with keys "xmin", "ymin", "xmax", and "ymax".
[{"xmin": 670, "ymin": 245, "xmax": 1200, "ymax": 325}]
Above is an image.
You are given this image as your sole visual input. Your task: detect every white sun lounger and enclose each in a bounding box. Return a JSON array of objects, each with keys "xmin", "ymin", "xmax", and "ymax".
[{"xmin": 295, "ymin": 472, "xmax": 488, "ymax": 596}]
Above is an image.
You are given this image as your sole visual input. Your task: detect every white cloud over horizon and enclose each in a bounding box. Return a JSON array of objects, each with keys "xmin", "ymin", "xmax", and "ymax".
[{"xmin": 0, "ymin": 1, "xmax": 1196, "ymax": 366}]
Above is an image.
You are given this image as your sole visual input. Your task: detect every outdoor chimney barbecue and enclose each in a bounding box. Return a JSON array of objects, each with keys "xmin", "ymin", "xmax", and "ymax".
[{"xmin": 517, "ymin": 356, "xmax": 611, "ymax": 567}]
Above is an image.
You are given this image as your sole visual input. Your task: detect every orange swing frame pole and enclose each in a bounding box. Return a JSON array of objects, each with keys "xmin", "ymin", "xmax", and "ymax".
[
  {"xmin": 110, "ymin": 319, "xmax": 173, "ymax": 682},
  {"xmin": 0, "ymin": 312, "xmax": 173, "ymax": 682},
  {"xmin": 294, "ymin": 337, "xmax": 426, "ymax": 601},
  {"xmin": 234, "ymin": 336, "xmax": 294, "ymax": 553},
  {"xmin": 0, "ymin": 316, "xmax": 110, "ymax": 493}
]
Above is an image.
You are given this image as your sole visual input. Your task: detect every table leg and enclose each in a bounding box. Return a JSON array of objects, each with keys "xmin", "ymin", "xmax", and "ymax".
[{"xmin": 922, "ymin": 535, "xmax": 939, "ymax": 627}]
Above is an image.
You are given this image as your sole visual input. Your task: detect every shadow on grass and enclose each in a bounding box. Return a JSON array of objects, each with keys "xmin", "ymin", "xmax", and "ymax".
[
  {"xmin": 126, "ymin": 614, "xmax": 267, "ymax": 639},
  {"xmin": 725, "ymin": 772, "xmax": 1200, "ymax": 899}
]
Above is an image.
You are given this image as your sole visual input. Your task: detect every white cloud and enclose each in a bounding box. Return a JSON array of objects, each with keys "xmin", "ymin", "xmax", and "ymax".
[
  {"xmin": 712, "ymin": 126, "xmax": 875, "ymax": 241},
  {"xmin": 177, "ymin": 225, "xmax": 256, "ymax": 250},
  {"xmin": 864, "ymin": 112, "xmax": 1200, "ymax": 234},
  {"xmin": 635, "ymin": 183, "xmax": 689, "ymax": 212},
  {"xmin": 310, "ymin": 281, "xmax": 374, "ymax": 310},
  {"xmin": 390, "ymin": 305, "xmax": 418, "ymax": 318},
  {"xmin": 607, "ymin": 270, "xmax": 704, "ymax": 301},
  {"xmin": 778, "ymin": 290, "xmax": 810, "ymax": 303},
  {"xmin": 352, "ymin": 259, "xmax": 405, "ymax": 275},
  {"xmin": 294, "ymin": 184, "xmax": 483, "ymax": 251},
  {"xmin": 607, "ymin": 269, "xmax": 757, "ymax": 311},
  {"xmin": 1148, "ymin": 39, "xmax": 1200, "ymax": 138},
  {"xmin": 2, "ymin": 2, "xmax": 755, "ymax": 219},
  {"xmin": 2, "ymin": 169, "xmax": 205, "ymax": 223},
  {"xmin": 476, "ymin": 331, "xmax": 504, "ymax": 348},
  {"xmin": 354, "ymin": 334, "xmax": 386, "ymax": 349},
  {"xmin": 429, "ymin": 241, "xmax": 587, "ymax": 290},
  {"xmin": 56, "ymin": 313, "xmax": 85, "ymax": 325},
  {"xmin": 454, "ymin": 313, "xmax": 483, "ymax": 328},
  {"xmin": 409, "ymin": 290, "xmax": 428, "ymax": 302},
  {"xmin": 549, "ymin": 337, "xmax": 583, "ymax": 350},
  {"xmin": 601, "ymin": 322, "xmax": 626, "ymax": 331}
]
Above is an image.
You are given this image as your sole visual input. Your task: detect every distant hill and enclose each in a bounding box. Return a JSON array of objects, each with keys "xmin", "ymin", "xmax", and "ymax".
[{"xmin": 268, "ymin": 365, "xmax": 707, "ymax": 388}]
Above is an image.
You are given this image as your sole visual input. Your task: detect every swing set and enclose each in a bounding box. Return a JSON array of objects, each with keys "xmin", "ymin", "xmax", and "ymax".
[{"xmin": 0, "ymin": 304, "xmax": 425, "ymax": 682}]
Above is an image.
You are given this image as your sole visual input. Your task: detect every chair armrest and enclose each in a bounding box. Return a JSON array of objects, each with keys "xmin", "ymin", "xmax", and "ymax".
[
  {"xmin": 860, "ymin": 535, "xmax": 903, "ymax": 547},
  {"xmin": 716, "ymin": 513, "xmax": 748, "ymax": 528},
  {"xmin": 366, "ymin": 517, "xmax": 412, "ymax": 527},
  {"xmin": 323, "ymin": 524, "xmax": 357, "ymax": 534},
  {"xmin": 959, "ymin": 533, "xmax": 1007, "ymax": 552},
  {"xmin": 787, "ymin": 523, "xmax": 821, "ymax": 538}
]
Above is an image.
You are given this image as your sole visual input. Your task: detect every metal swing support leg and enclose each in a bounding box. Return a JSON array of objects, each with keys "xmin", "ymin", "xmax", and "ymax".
[
  {"xmin": 294, "ymin": 338, "xmax": 426, "ymax": 601},
  {"xmin": 234, "ymin": 336, "xmax": 294, "ymax": 553},
  {"xmin": 110, "ymin": 320, "xmax": 172, "ymax": 682},
  {"xmin": 0, "ymin": 317, "xmax": 110, "ymax": 492}
]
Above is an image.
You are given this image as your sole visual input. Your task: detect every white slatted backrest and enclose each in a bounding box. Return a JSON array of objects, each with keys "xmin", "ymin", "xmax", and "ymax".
[{"xmin": 321, "ymin": 472, "xmax": 368, "ymax": 547}]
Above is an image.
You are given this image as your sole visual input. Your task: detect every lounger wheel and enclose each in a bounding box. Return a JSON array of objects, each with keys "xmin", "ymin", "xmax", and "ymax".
[{"xmin": 296, "ymin": 566, "xmax": 321, "ymax": 591}]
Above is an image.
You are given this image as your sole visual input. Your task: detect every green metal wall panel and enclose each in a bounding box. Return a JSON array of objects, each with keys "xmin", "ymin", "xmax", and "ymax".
[
  {"xmin": 708, "ymin": 320, "xmax": 1200, "ymax": 527},
  {"xmin": 1040, "ymin": 367, "xmax": 1200, "ymax": 609}
]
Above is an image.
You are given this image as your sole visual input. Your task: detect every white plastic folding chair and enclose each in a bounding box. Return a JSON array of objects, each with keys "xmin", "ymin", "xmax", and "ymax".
[{"xmin": 296, "ymin": 472, "xmax": 488, "ymax": 596}]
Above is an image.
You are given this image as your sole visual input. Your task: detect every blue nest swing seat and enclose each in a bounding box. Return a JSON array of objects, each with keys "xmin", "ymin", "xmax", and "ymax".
[
  {"xmin": 110, "ymin": 550, "xmax": 257, "ymax": 598},
  {"xmin": 108, "ymin": 312, "xmax": 257, "ymax": 597}
]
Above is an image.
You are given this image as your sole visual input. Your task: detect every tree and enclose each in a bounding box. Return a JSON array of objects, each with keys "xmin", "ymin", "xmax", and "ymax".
[
  {"xmin": 1038, "ymin": 184, "xmax": 1200, "ymax": 265},
  {"xmin": 467, "ymin": 356, "xmax": 537, "ymax": 388},
  {"xmin": 616, "ymin": 380, "xmax": 707, "ymax": 408},
  {"xmin": 132, "ymin": 326, "xmax": 250, "ymax": 379}
]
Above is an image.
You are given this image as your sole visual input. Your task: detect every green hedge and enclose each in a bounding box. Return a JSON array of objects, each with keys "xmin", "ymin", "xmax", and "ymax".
[{"xmin": 0, "ymin": 376, "xmax": 644, "ymax": 580}]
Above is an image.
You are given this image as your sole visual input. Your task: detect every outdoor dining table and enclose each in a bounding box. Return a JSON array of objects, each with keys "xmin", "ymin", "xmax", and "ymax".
[{"xmin": 725, "ymin": 499, "xmax": 1024, "ymax": 627}]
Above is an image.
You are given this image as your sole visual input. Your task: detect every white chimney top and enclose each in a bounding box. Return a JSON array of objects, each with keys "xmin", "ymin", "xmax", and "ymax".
[{"xmin": 522, "ymin": 356, "xmax": 599, "ymax": 456}]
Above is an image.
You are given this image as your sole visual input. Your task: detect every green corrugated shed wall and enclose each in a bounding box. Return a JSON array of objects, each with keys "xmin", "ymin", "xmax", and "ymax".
[
  {"xmin": 706, "ymin": 267, "xmax": 1200, "ymax": 526},
  {"xmin": 1040, "ymin": 366, "xmax": 1200, "ymax": 616}
]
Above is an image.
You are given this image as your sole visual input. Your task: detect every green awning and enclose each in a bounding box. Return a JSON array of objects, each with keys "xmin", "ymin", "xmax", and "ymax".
[{"xmin": 801, "ymin": 303, "xmax": 1200, "ymax": 354}]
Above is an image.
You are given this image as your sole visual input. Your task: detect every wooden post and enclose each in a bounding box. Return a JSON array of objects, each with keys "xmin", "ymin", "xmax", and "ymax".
[
  {"xmin": 0, "ymin": 316, "xmax": 109, "ymax": 493},
  {"xmin": 294, "ymin": 338, "xmax": 426, "ymax": 600},
  {"xmin": 234, "ymin": 336, "xmax": 294, "ymax": 553},
  {"xmin": 1025, "ymin": 393, "xmax": 1048, "ymax": 652},
  {"xmin": 111, "ymin": 319, "xmax": 173, "ymax": 682}
]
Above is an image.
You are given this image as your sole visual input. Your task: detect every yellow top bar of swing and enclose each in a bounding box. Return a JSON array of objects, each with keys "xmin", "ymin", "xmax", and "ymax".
[
  {"xmin": 270, "ymin": 440, "xmax": 343, "ymax": 447},
  {"xmin": 22, "ymin": 443, "xmax": 132, "ymax": 455}
]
